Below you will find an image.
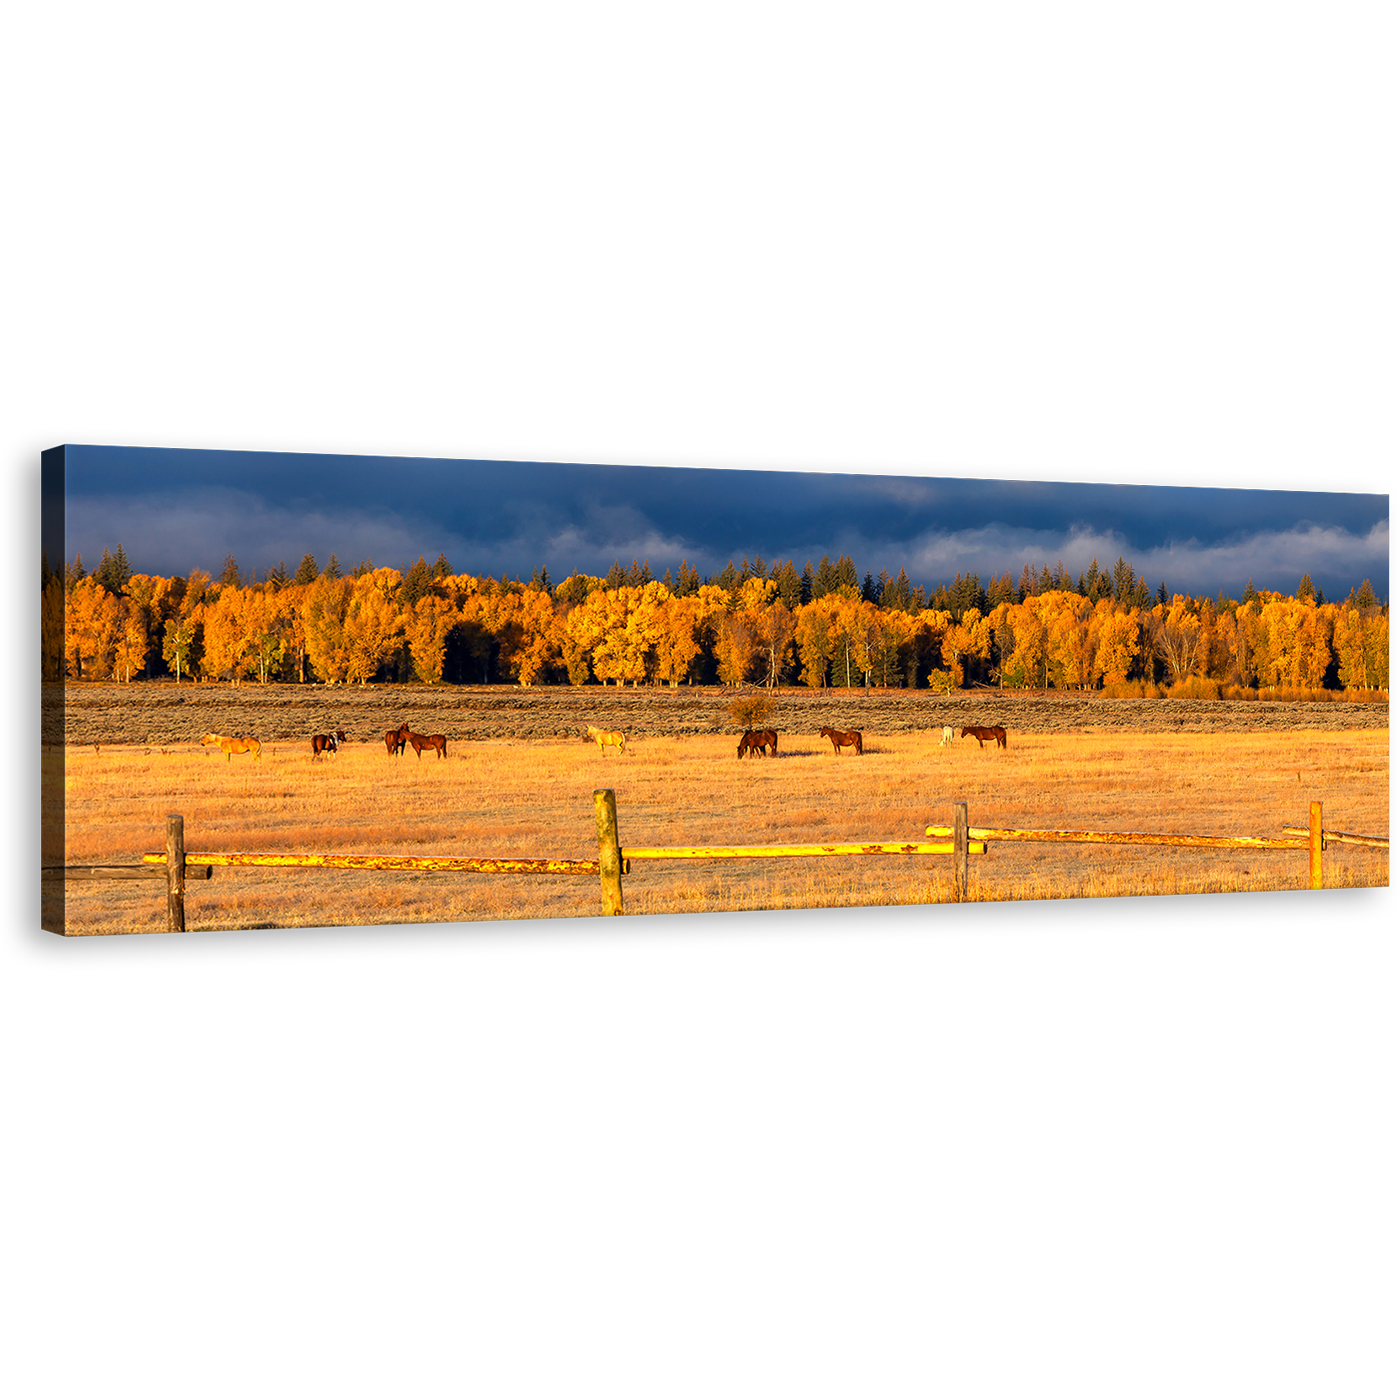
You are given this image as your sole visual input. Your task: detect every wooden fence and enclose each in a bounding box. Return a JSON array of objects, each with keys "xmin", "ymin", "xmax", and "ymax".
[
  {"xmin": 45, "ymin": 796, "xmax": 1385, "ymax": 932},
  {"xmin": 924, "ymin": 799, "xmax": 1349, "ymax": 895}
]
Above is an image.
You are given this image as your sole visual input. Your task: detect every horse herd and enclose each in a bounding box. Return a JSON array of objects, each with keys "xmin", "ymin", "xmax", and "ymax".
[{"xmin": 198, "ymin": 720, "xmax": 1011, "ymax": 763}]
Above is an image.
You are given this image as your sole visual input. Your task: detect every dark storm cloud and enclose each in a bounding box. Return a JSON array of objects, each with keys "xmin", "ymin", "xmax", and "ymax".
[{"xmin": 57, "ymin": 445, "xmax": 1389, "ymax": 601}]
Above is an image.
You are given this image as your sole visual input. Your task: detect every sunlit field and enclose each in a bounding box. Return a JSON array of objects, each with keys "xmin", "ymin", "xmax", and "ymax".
[{"xmin": 49, "ymin": 728, "xmax": 1388, "ymax": 934}]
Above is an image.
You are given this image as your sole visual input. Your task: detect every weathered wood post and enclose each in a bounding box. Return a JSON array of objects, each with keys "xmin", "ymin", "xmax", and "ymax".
[
  {"xmin": 1309, "ymin": 800, "xmax": 1323, "ymax": 890},
  {"xmin": 953, "ymin": 802, "xmax": 969, "ymax": 902},
  {"xmin": 165, "ymin": 814, "xmax": 186, "ymax": 932},
  {"xmin": 594, "ymin": 789, "xmax": 624, "ymax": 915}
]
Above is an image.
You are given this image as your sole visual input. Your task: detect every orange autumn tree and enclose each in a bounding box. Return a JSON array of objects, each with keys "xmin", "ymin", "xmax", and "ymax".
[
  {"xmin": 1093, "ymin": 603, "xmax": 1142, "ymax": 687},
  {"xmin": 302, "ymin": 574, "xmax": 353, "ymax": 683},
  {"xmin": 404, "ymin": 595, "xmax": 459, "ymax": 684},
  {"xmin": 940, "ymin": 604, "xmax": 992, "ymax": 689},
  {"xmin": 1044, "ymin": 592, "xmax": 1098, "ymax": 690},
  {"xmin": 65, "ymin": 576, "xmax": 121, "ymax": 679}
]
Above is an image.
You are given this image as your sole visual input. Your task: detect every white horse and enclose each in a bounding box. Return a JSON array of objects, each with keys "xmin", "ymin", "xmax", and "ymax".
[{"xmin": 939, "ymin": 726, "xmax": 954, "ymax": 747}]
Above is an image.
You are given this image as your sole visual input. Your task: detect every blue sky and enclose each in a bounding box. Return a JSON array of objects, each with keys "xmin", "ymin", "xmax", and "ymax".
[{"xmin": 56, "ymin": 445, "xmax": 1389, "ymax": 602}]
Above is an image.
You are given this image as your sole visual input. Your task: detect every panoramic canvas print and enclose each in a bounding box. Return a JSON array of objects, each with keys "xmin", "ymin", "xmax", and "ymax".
[{"xmin": 41, "ymin": 445, "xmax": 1389, "ymax": 935}]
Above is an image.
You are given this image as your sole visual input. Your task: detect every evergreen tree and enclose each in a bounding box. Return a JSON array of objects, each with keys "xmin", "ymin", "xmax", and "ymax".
[
  {"xmin": 986, "ymin": 571, "xmax": 1015, "ymax": 609},
  {"xmin": 861, "ymin": 571, "xmax": 879, "ymax": 604},
  {"xmin": 530, "ymin": 565, "xmax": 552, "ymax": 594},
  {"xmin": 1297, "ymin": 573, "xmax": 1315, "ymax": 602},
  {"xmin": 1242, "ymin": 578, "xmax": 1258, "ymax": 604},
  {"xmin": 402, "ymin": 555, "xmax": 433, "ymax": 606},
  {"xmin": 605, "ymin": 560, "xmax": 627, "ymax": 589},
  {"xmin": 1018, "ymin": 563, "xmax": 1035, "ymax": 601},
  {"xmin": 1157, "ymin": 579, "xmax": 1169, "ymax": 606},
  {"xmin": 674, "ymin": 560, "xmax": 701, "ymax": 596},
  {"xmin": 1051, "ymin": 559, "xmax": 1071, "ymax": 590},
  {"xmin": 294, "ymin": 554, "xmax": 319, "ymax": 585},
  {"xmin": 1037, "ymin": 564, "xmax": 1053, "ymax": 594},
  {"xmin": 266, "ymin": 560, "xmax": 291, "ymax": 590},
  {"xmin": 717, "ymin": 560, "xmax": 739, "ymax": 594},
  {"xmin": 1083, "ymin": 557, "xmax": 1103, "ymax": 601},
  {"xmin": 835, "ymin": 555, "xmax": 859, "ymax": 591},
  {"xmin": 353, "ymin": 559, "xmax": 373, "ymax": 578},
  {"xmin": 775, "ymin": 560, "xmax": 803, "ymax": 610},
  {"xmin": 66, "ymin": 554, "xmax": 87, "ymax": 589},
  {"xmin": 219, "ymin": 553, "xmax": 242, "ymax": 588},
  {"xmin": 813, "ymin": 555, "xmax": 837, "ymax": 598},
  {"xmin": 1111, "ymin": 556, "xmax": 1135, "ymax": 604},
  {"xmin": 1350, "ymin": 579, "xmax": 1378, "ymax": 610},
  {"xmin": 324, "ymin": 553, "xmax": 343, "ymax": 579},
  {"xmin": 112, "ymin": 543, "xmax": 132, "ymax": 590},
  {"xmin": 662, "ymin": 568, "xmax": 674, "ymax": 592},
  {"xmin": 94, "ymin": 544, "xmax": 134, "ymax": 592},
  {"xmin": 431, "ymin": 552, "xmax": 452, "ymax": 579},
  {"xmin": 800, "ymin": 561, "xmax": 815, "ymax": 604}
]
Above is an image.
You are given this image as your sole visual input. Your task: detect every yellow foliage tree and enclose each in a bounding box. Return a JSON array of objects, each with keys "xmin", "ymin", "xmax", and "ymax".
[
  {"xmin": 343, "ymin": 574, "xmax": 403, "ymax": 684},
  {"xmin": 1093, "ymin": 605, "xmax": 1141, "ymax": 687},
  {"xmin": 404, "ymin": 595, "xmax": 458, "ymax": 684},
  {"xmin": 65, "ymin": 576, "xmax": 121, "ymax": 679},
  {"xmin": 302, "ymin": 574, "xmax": 353, "ymax": 683}
]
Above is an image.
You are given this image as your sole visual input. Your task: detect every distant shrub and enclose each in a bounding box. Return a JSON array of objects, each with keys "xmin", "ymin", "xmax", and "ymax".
[
  {"xmin": 726, "ymin": 692, "xmax": 775, "ymax": 729},
  {"xmin": 1168, "ymin": 676, "xmax": 1221, "ymax": 701},
  {"xmin": 1100, "ymin": 680, "xmax": 1165, "ymax": 699}
]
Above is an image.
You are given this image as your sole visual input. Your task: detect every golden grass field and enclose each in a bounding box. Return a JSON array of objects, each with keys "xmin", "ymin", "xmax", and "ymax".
[{"xmin": 47, "ymin": 726, "xmax": 1388, "ymax": 934}]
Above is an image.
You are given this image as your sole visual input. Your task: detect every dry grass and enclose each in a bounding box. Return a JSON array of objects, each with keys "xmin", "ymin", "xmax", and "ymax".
[{"xmin": 49, "ymin": 728, "xmax": 1388, "ymax": 934}]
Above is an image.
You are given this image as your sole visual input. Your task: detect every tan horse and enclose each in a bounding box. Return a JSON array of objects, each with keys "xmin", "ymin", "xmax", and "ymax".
[
  {"xmin": 202, "ymin": 732, "xmax": 261, "ymax": 762},
  {"xmin": 587, "ymin": 725, "xmax": 626, "ymax": 755}
]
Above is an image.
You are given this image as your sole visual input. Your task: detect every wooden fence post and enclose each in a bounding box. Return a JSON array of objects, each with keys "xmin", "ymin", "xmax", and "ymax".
[
  {"xmin": 166, "ymin": 814, "xmax": 186, "ymax": 932},
  {"xmin": 594, "ymin": 789, "xmax": 624, "ymax": 915},
  {"xmin": 953, "ymin": 802, "xmax": 968, "ymax": 902},
  {"xmin": 1309, "ymin": 800, "xmax": 1323, "ymax": 890}
]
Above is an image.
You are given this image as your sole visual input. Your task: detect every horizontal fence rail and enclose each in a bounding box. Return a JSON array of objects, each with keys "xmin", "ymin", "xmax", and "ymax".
[
  {"xmin": 51, "ymin": 797, "xmax": 1383, "ymax": 933},
  {"xmin": 140, "ymin": 852, "xmax": 613, "ymax": 875},
  {"xmin": 923, "ymin": 826, "xmax": 1308, "ymax": 851},
  {"xmin": 46, "ymin": 863, "xmax": 213, "ymax": 881},
  {"xmin": 923, "ymin": 800, "xmax": 1388, "ymax": 892},
  {"xmin": 619, "ymin": 842, "xmax": 987, "ymax": 859},
  {"xmin": 1280, "ymin": 826, "xmax": 1389, "ymax": 850}
]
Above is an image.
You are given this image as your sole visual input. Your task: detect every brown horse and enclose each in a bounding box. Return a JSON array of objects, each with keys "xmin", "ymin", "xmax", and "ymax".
[
  {"xmin": 402, "ymin": 728, "xmax": 448, "ymax": 759},
  {"xmin": 311, "ymin": 729, "xmax": 347, "ymax": 759},
  {"xmin": 821, "ymin": 726, "xmax": 863, "ymax": 755},
  {"xmin": 737, "ymin": 729, "xmax": 778, "ymax": 758},
  {"xmin": 202, "ymin": 732, "xmax": 261, "ymax": 762},
  {"xmin": 961, "ymin": 725, "xmax": 1008, "ymax": 749},
  {"xmin": 385, "ymin": 726, "xmax": 408, "ymax": 757}
]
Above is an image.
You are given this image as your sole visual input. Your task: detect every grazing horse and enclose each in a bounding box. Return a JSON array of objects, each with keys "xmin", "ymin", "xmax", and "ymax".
[
  {"xmin": 202, "ymin": 732, "xmax": 261, "ymax": 762},
  {"xmin": 821, "ymin": 725, "xmax": 863, "ymax": 756},
  {"xmin": 939, "ymin": 726, "xmax": 954, "ymax": 747},
  {"xmin": 737, "ymin": 729, "xmax": 778, "ymax": 758},
  {"xmin": 401, "ymin": 728, "xmax": 448, "ymax": 760},
  {"xmin": 311, "ymin": 728, "xmax": 347, "ymax": 759},
  {"xmin": 961, "ymin": 725, "xmax": 1008, "ymax": 749},
  {"xmin": 587, "ymin": 725, "xmax": 626, "ymax": 756},
  {"xmin": 385, "ymin": 726, "xmax": 409, "ymax": 757}
]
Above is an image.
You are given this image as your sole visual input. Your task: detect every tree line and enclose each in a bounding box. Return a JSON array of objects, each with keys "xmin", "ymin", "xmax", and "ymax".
[{"xmin": 43, "ymin": 545, "xmax": 1389, "ymax": 693}]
